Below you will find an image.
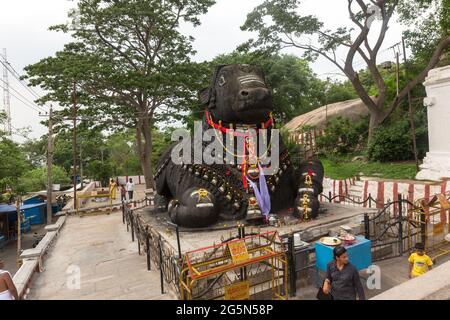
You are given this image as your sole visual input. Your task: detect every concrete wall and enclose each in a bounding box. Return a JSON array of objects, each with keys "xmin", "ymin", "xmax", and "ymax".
[{"xmin": 371, "ymin": 260, "xmax": 450, "ymax": 300}]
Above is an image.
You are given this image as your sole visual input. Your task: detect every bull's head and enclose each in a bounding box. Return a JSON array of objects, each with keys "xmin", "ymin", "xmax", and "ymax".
[{"xmin": 199, "ymin": 64, "xmax": 273, "ymax": 124}]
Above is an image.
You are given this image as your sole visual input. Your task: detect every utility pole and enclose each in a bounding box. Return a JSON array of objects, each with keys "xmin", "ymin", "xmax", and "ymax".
[
  {"xmin": 16, "ymin": 196, "xmax": 21, "ymax": 267},
  {"xmin": 402, "ymin": 37, "xmax": 420, "ymax": 172},
  {"xmin": 72, "ymin": 81, "xmax": 78, "ymax": 210},
  {"xmin": 1, "ymin": 48, "xmax": 12, "ymax": 136},
  {"xmin": 46, "ymin": 105, "xmax": 54, "ymax": 224},
  {"xmin": 395, "ymin": 51, "xmax": 400, "ymax": 95},
  {"xmin": 80, "ymin": 143, "xmax": 84, "ymax": 189}
]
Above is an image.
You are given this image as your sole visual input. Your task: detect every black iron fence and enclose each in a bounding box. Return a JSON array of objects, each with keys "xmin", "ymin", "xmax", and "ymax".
[
  {"xmin": 321, "ymin": 191, "xmax": 384, "ymax": 208},
  {"xmin": 122, "ymin": 199, "xmax": 182, "ymax": 297},
  {"xmin": 285, "ymin": 193, "xmax": 424, "ymax": 296},
  {"xmin": 363, "ymin": 194, "xmax": 423, "ymax": 261}
]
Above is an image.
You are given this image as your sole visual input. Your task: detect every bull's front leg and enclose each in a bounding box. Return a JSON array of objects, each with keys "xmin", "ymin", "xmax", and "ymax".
[
  {"xmin": 293, "ymin": 159, "xmax": 324, "ymax": 220},
  {"xmin": 168, "ymin": 187, "xmax": 219, "ymax": 228}
]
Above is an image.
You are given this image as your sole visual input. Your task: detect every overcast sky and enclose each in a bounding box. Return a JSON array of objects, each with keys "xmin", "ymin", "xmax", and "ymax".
[{"xmin": 0, "ymin": 0, "xmax": 406, "ymax": 142}]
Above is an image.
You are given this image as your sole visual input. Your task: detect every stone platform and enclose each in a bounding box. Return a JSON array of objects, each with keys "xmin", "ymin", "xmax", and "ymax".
[{"xmin": 135, "ymin": 202, "xmax": 377, "ymax": 254}]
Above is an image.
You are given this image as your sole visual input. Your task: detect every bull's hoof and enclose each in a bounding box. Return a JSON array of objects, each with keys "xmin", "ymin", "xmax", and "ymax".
[{"xmin": 168, "ymin": 187, "xmax": 219, "ymax": 228}]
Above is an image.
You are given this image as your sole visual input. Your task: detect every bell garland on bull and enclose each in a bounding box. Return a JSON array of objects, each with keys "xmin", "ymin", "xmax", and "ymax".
[{"xmin": 154, "ymin": 64, "xmax": 324, "ymax": 228}]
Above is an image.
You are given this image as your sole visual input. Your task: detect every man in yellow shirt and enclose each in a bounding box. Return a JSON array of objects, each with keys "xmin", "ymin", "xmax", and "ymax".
[{"xmin": 408, "ymin": 242, "xmax": 433, "ymax": 278}]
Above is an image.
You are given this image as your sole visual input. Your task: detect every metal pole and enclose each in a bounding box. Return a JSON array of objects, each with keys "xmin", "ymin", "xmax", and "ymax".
[
  {"xmin": 288, "ymin": 234, "xmax": 296, "ymax": 297},
  {"xmin": 369, "ymin": 193, "xmax": 372, "ymax": 208},
  {"xmin": 364, "ymin": 213, "xmax": 370, "ymax": 240},
  {"xmin": 242, "ymin": 225, "xmax": 247, "ymax": 281},
  {"xmin": 398, "ymin": 193, "xmax": 403, "ymax": 255},
  {"xmin": 72, "ymin": 81, "xmax": 77, "ymax": 210},
  {"xmin": 80, "ymin": 144, "xmax": 84, "ymax": 190},
  {"xmin": 328, "ymin": 191, "xmax": 332, "ymax": 203},
  {"xmin": 146, "ymin": 227, "xmax": 151, "ymax": 271},
  {"xmin": 137, "ymin": 223, "xmax": 141, "ymax": 255},
  {"xmin": 46, "ymin": 105, "xmax": 53, "ymax": 225},
  {"xmin": 131, "ymin": 215, "xmax": 135, "ymax": 242},
  {"xmin": 122, "ymin": 201, "xmax": 125, "ymax": 224},
  {"xmin": 16, "ymin": 196, "xmax": 21, "ymax": 267},
  {"xmin": 159, "ymin": 235, "xmax": 165, "ymax": 294},
  {"xmin": 176, "ymin": 225, "xmax": 182, "ymax": 260}
]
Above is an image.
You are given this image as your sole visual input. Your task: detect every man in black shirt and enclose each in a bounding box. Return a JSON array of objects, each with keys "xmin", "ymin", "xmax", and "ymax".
[{"xmin": 322, "ymin": 246, "xmax": 366, "ymax": 300}]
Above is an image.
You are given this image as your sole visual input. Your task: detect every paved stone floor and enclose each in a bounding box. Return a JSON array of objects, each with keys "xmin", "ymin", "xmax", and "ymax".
[{"xmin": 28, "ymin": 212, "xmax": 176, "ymax": 300}]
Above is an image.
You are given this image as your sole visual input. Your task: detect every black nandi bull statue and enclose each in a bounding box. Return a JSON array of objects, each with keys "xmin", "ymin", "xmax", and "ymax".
[{"xmin": 154, "ymin": 64, "xmax": 324, "ymax": 228}]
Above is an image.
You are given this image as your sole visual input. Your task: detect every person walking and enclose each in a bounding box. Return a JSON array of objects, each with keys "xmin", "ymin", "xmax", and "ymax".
[
  {"xmin": 109, "ymin": 178, "xmax": 117, "ymax": 200},
  {"xmin": 322, "ymin": 246, "xmax": 366, "ymax": 300},
  {"xmin": 126, "ymin": 178, "xmax": 134, "ymax": 200},
  {"xmin": 0, "ymin": 258, "xmax": 19, "ymax": 300},
  {"xmin": 120, "ymin": 185, "xmax": 127, "ymax": 202},
  {"xmin": 408, "ymin": 242, "xmax": 433, "ymax": 278}
]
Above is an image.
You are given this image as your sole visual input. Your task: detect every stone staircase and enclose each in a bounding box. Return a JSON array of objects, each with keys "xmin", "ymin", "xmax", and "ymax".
[{"xmin": 344, "ymin": 180, "xmax": 364, "ymax": 206}]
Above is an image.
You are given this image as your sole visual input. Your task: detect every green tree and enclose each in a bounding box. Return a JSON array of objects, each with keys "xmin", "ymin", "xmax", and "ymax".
[
  {"xmin": 17, "ymin": 165, "xmax": 71, "ymax": 193},
  {"xmin": 0, "ymin": 137, "xmax": 32, "ymax": 193},
  {"xmin": 241, "ymin": 0, "xmax": 450, "ymax": 143},
  {"xmin": 24, "ymin": 0, "xmax": 215, "ymax": 189}
]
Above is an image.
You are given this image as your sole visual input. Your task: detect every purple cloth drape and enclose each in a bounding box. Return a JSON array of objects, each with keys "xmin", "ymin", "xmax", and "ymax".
[{"xmin": 247, "ymin": 164, "xmax": 271, "ymax": 217}]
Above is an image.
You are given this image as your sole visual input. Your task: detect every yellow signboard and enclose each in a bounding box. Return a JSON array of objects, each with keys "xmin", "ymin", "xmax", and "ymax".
[
  {"xmin": 228, "ymin": 240, "xmax": 250, "ymax": 265},
  {"xmin": 224, "ymin": 281, "xmax": 250, "ymax": 300}
]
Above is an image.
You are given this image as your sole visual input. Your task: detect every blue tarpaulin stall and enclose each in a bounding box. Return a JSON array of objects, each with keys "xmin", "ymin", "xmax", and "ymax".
[
  {"xmin": 20, "ymin": 203, "xmax": 47, "ymax": 225},
  {"xmin": 0, "ymin": 202, "xmax": 47, "ymax": 243}
]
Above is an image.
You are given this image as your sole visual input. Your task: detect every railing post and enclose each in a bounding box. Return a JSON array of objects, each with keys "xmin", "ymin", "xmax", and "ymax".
[
  {"xmin": 159, "ymin": 235, "xmax": 165, "ymax": 294},
  {"xmin": 328, "ymin": 191, "xmax": 332, "ymax": 203},
  {"xmin": 398, "ymin": 193, "xmax": 403, "ymax": 255},
  {"xmin": 122, "ymin": 200, "xmax": 125, "ymax": 224},
  {"xmin": 364, "ymin": 213, "xmax": 370, "ymax": 240},
  {"xmin": 288, "ymin": 234, "xmax": 296, "ymax": 297},
  {"xmin": 130, "ymin": 214, "xmax": 135, "ymax": 242},
  {"xmin": 146, "ymin": 227, "xmax": 151, "ymax": 271},
  {"xmin": 420, "ymin": 209, "xmax": 427, "ymax": 247},
  {"xmin": 176, "ymin": 225, "xmax": 182, "ymax": 260},
  {"xmin": 368, "ymin": 193, "xmax": 372, "ymax": 208},
  {"xmin": 137, "ymin": 223, "xmax": 141, "ymax": 255}
]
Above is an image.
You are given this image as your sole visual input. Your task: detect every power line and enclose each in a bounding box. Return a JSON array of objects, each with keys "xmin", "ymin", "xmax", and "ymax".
[
  {"xmin": 0, "ymin": 83, "xmax": 42, "ymax": 113},
  {"xmin": 0, "ymin": 79, "xmax": 44, "ymax": 113},
  {"xmin": 0, "ymin": 58, "xmax": 45, "ymax": 104},
  {"xmin": 5, "ymin": 60, "xmax": 43, "ymax": 100}
]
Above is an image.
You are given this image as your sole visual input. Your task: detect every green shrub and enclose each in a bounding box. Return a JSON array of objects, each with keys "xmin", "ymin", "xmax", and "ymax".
[
  {"xmin": 316, "ymin": 116, "xmax": 368, "ymax": 155},
  {"xmin": 368, "ymin": 119, "xmax": 414, "ymax": 162}
]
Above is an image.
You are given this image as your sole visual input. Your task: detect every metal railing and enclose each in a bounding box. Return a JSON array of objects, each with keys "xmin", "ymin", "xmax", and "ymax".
[
  {"xmin": 122, "ymin": 199, "xmax": 182, "ymax": 297},
  {"xmin": 321, "ymin": 191, "xmax": 384, "ymax": 207}
]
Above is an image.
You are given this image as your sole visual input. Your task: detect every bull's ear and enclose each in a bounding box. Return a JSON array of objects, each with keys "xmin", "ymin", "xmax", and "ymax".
[{"xmin": 198, "ymin": 88, "xmax": 210, "ymax": 106}]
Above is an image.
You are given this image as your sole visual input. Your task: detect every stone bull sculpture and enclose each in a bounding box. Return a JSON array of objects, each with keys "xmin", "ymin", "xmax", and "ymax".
[{"xmin": 154, "ymin": 64, "xmax": 324, "ymax": 228}]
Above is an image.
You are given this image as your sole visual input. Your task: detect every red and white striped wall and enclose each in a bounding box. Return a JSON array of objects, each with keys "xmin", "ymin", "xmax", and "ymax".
[{"xmin": 321, "ymin": 176, "xmax": 450, "ymax": 216}]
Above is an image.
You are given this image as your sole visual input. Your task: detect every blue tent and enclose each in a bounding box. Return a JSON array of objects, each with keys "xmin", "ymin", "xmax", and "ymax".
[
  {"xmin": 20, "ymin": 202, "xmax": 47, "ymax": 225},
  {"xmin": 0, "ymin": 204, "xmax": 16, "ymax": 213}
]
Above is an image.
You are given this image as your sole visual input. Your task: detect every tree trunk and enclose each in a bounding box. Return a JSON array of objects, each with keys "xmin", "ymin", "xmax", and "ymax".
[
  {"xmin": 368, "ymin": 111, "xmax": 383, "ymax": 145},
  {"xmin": 137, "ymin": 120, "xmax": 154, "ymax": 189},
  {"xmin": 136, "ymin": 125, "xmax": 145, "ymax": 176}
]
